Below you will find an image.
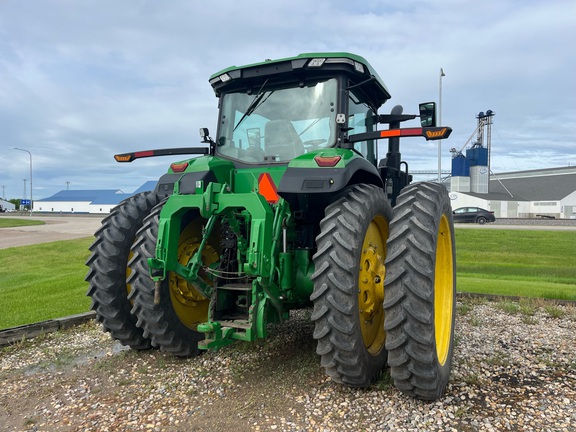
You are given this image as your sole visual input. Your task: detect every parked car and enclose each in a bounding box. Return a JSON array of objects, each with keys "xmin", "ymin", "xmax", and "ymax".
[{"xmin": 453, "ymin": 207, "xmax": 495, "ymax": 224}]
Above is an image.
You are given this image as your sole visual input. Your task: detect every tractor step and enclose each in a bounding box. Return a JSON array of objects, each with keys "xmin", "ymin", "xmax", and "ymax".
[
  {"xmin": 217, "ymin": 283, "xmax": 252, "ymax": 291},
  {"xmin": 218, "ymin": 319, "xmax": 251, "ymax": 329},
  {"xmin": 197, "ymin": 319, "xmax": 253, "ymax": 351}
]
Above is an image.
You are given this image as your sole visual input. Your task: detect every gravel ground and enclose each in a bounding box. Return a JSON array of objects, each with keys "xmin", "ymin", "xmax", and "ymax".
[{"xmin": 1, "ymin": 297, "xmax": 575, "ymax": 432}]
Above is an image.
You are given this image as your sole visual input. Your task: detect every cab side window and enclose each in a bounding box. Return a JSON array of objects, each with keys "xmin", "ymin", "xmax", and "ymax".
[{"xmin": 348, "ymin": 92, "xmax": 377, "ymax": 164}]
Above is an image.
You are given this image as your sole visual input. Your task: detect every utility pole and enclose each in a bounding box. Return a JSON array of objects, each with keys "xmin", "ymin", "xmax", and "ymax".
[
  {"xmin": 438, "ymin": 68, "xmax": 445, "ymax": 183},
  {"xmin": 14, "ymin": 148, "xmax": 33, "ymax": 215}
]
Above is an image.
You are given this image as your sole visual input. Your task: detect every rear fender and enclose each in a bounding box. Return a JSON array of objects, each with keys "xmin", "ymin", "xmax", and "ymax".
[{"xmin": 278, "ymin": 151, "xmax": 383, "ymax": 215}]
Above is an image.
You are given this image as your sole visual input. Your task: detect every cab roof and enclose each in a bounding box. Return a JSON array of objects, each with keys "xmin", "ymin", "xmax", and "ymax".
[{"xmin": 209, "ymin": 52, "xmax": 391, "ymax": 108}]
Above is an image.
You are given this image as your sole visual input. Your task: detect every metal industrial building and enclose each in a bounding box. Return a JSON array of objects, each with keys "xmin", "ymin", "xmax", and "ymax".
[
  {"xmin": 447, "ymin": 110, "xmax": 576, "ymax": 219},
  {"xmin": 449, "ymin": 166, "xmax": 576, "ymax": 219}
]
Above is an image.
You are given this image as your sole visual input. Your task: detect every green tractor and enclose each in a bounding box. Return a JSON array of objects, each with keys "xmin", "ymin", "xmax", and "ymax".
[{"xmin": 86, "ymin": 52, "xmax": 456, "ymax": 400}]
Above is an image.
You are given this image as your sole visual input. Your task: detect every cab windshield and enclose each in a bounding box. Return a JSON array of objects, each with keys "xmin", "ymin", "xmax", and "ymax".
[{"xmin": 216, "ymin": 78, "xmax": 337, "ymax": 163}]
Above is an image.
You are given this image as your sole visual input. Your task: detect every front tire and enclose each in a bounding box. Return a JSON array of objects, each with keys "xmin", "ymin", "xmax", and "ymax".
[
  {"xmin": 383, "ymin": 182, "xmax": 456, "ymax": 400},
  {"xmin": 85, "ymin": 191, "xmax": 160, "ymax": 349},
  {"xmin": 311, "ymin": 184, "xmax": 392, "ymax": 387}
]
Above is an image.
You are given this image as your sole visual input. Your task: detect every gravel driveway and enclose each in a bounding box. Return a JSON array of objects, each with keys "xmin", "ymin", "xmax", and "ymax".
[{"xmin": 1, "ymin": 298, "xmax": 575, "ymax": 431}]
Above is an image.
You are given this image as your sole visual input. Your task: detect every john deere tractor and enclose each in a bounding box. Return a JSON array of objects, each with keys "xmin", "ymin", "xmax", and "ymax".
[{"xmin": 86, "ymin": 52, "xmax": 456, "ymax": 400}]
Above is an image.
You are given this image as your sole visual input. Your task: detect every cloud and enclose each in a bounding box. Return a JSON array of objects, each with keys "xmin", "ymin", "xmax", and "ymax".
[{"xmin": 0, "ymin": 0, "xmax": 574, "ymax": 201}]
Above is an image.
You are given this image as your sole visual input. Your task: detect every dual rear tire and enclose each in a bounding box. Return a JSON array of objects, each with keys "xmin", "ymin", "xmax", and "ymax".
[
  {"xmin": 85, "ymin": 191, "xmax": 161, "ymax": 349},
  {"xmin": 86, "ymin": 193, "xmax": 213, "ymax": 356},
  {"xmin": 311, "ymin": 184, "xmax": 391, "ymax": 386},
  {"xmin": 311, "ymin": 182, "xmax": 456, "ymax": 398}
]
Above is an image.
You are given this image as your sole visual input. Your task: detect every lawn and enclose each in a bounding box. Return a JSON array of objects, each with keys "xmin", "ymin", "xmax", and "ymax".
[
  {"xmin": 0, "ymin": 228, "xmax": 574, "ymax": 329},
  {"xmin": 455, "ymin": 229, "xmax": 576, "ymax": 300},
  {"xmin": 0, "ymin": 238, "xmax": 93, "ymax": 329},
  {"xmin": 0, "ymin": 218, "xmax": 45, "ymax": 228}
]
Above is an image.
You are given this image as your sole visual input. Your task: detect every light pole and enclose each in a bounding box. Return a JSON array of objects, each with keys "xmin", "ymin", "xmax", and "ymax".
[
  {"xmin": 438, "ymin": 67, "xmax": 445, "ymax": 183},
  {"xmin": 14, "ymin": 148, "xmax": 33, "ymax": 215}
]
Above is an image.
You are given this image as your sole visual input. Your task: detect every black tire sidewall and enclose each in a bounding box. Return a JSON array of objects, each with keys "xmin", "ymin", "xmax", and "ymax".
[
  {"xmin": 129, "ymin": 202, "xmax": 205, "ymax": 356},
  {"xmin": 384, "ymin": 182, "xmax": 456, "ymax": 399},
  {"xmin": 86, "ymin": 191, "xmax": 160, "ymax": 348},
  {"xmin": 311, "ymin": 184, "xmax": 392, "ymax": 386}
]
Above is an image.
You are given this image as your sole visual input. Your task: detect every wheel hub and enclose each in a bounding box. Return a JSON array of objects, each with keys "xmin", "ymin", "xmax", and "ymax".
[
  {"xmin": 168, "ymin": 232, "xmax": 218, "ymax": 329},
  {"xmin": 358, "ymin": 220, "xmax": 387, "ymax": 354}
]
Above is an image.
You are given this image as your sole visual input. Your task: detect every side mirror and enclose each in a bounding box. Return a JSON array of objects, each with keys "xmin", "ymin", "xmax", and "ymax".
[
  {"xmin": 419, "ymin": 102, "xmax": 436, "ymax": 127},
  {"xmin": 199, "ymin": 128, "xmax": 210, "ymax": 142}
]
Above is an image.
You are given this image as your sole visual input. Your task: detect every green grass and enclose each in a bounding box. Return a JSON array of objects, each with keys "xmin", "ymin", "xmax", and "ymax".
[
  {"xmin": 0, "ymin": 238, "xmax": 92, "ymax": 329},
  {"xmin": 0, "ymin": 227, "xmax": 574, "ymax": 329},
  {"xmin": 0, "ymin": 218, "xmax": 45, "ymax": 228},
  {"xmin": 455, "ymin": 228, "xmax": 576, "ymax": 300}
]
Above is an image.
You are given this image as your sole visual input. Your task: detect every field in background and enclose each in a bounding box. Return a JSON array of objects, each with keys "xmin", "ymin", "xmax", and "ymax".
[{"xmin": 0, "ymin": 228, "xmax": 575, "ymax": 329}]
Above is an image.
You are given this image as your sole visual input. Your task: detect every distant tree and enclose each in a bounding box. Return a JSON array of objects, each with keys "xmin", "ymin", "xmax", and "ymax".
[{"xmin": 9, "ymin": 199, "xmax": 20, "ymax": 210}]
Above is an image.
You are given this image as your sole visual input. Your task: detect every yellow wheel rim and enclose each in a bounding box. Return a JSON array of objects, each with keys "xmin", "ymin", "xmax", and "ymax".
[
  {"xmin": 434, "ymin": 214, "xmax": 454, "ymax": 366},
  {"xmin": 358, "ymin": 215, "xmax": 388, "ymax": 355},
  {"xmin": 169, "ymin": 221, "xmax": 218, "ymax": 329}
]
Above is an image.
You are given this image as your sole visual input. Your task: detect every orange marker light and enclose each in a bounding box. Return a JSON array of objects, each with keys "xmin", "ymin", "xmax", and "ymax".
[
  {"xmin": 114, "ymin": 154, "xmax": 133, "ymax": 162},
  {"xmin": 425, "ymin": 127, "xmax": 448, "ymax": 139},
  {"xmin": 258, "ymin": 173, "xmax": 279, "ymax": 203}
]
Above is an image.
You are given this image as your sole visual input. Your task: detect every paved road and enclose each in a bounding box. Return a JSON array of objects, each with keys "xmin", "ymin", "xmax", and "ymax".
[{"xmin": 0, "ymin": 215, "xmax": 103, "ymax": 249}]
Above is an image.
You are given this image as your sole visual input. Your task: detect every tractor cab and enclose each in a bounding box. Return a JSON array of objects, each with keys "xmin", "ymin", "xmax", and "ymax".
[{"xmin": 208, "ymin": 53, "xmax": 392, "ymax": 167}]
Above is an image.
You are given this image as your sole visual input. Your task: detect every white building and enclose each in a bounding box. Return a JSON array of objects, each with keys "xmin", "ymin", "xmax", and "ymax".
[
  {"xmin": 0, "ymin": 199, "xmax": 16, "ymax": 212},
  {"xmin": 33, "ymin": 181, "xmax": 157, "ymax": 214},
  {"xmin": 449, "ymin": 166, "xmax": 576, "ymax": 219}
]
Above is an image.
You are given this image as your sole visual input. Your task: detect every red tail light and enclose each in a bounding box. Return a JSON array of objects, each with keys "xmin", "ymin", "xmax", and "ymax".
[
  {"xmin": 170, "ymin": 162, "xmax": 189, "ymax": 173},
  {"xmin": 314, "ymin": 155, "xmax": 341, "ymax": 167}
]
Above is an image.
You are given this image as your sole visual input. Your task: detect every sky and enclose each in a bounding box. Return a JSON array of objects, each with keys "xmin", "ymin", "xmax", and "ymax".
[{"xmin": 1, "ymin": 0, "xmax": 575, "ymax": 201}]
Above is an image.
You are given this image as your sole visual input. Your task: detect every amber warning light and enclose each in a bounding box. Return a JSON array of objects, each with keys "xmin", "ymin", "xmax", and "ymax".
[
  {"xmin": 114, "ymin": 151, "xmax": 154, "ymax": 162},
  {"xmin": 424, "ymin": 127, "xmax": 450, "ymax": 140},
  {"xmin": 114, "ymin": 154, "xmax": 134, "ymax": 162}
]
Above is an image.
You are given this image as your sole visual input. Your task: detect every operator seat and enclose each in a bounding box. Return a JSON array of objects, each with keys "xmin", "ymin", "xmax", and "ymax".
[{"xmin": 264, "ymin": 120, "xmax": 304, "ymax": 161}]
